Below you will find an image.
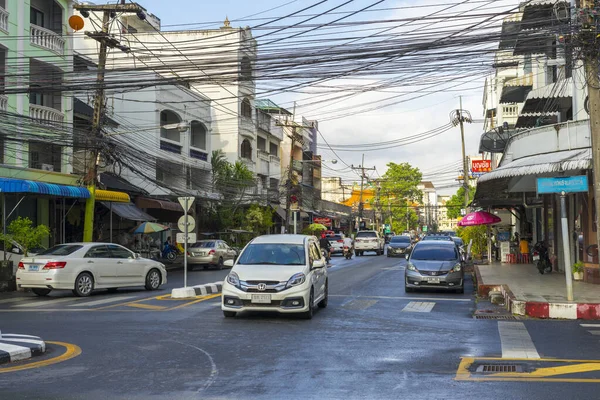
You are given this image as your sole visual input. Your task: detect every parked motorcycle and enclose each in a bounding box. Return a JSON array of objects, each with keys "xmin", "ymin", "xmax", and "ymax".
[
  {"xmin": 161, "ymin": 244, "xmax": 180, "ymax": 261},
  {"xmin": 532, "ymin": 241, "xmax": 552, "ymax": 274},
  {"xmin": 343, "ymin": 246, "xmax": 353, "ymax": 260}
]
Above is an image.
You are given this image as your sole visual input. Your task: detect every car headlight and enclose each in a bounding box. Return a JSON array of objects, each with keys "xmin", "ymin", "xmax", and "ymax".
[
  {"xmin": 450, "ymin": 264, "xmax": 462, "ymax": 273},
  {"xmin": 407, "ymin": 263, "xmax": 418, "ymax": 272},
  {"xmin": 286, "ymin": 273, "xmax": 306, "ymax": 288},
  {"xmin": 227, "ymin": 272, "xmax": 240, "ymax": 287}
]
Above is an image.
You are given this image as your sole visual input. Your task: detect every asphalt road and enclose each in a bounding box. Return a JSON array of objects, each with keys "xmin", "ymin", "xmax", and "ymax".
[{"xmin": 1, "ymin": 251, "xmax": 600, "ymax": 399}]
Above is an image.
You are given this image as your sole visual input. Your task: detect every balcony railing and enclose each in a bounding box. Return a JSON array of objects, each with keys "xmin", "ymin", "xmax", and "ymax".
[
  {"xmin": 29, "ymin": 104, "xmax": 64, "ymax": 125},
  {"xmin": 0, "ymin": 7, "xmax": 8, "ymax": 33},
  {"xmin": 257, "ymin": 149, "xmax": 270, "ymax": 161},
  {"xmin": 30, "ymin": 24, "xmax": 65, "ymax": 55},
  {"xmin": 0, "ymin": 95, "xmax": 7, "ymax": 111}
]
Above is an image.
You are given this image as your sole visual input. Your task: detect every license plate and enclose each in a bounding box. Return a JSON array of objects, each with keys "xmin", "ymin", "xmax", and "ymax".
[
  {"xmin": 426, "ymin": 277, "xmax": 440, "ymax": 283},
  {"xmin": 29, "ymin": 265, "xmax": 39, "ymax": 272},
  {"xmin": 251, "ymin": 294, "xmax": 271, "ymax": 304},
  {"xmin": 532, "ymin": 255, "xmax": 540, "ymax": 261}
]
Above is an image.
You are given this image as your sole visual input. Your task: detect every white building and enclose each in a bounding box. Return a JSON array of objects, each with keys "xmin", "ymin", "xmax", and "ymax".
[
  {"xmin": 436, "ymin": 195, "xmax": 459, "ymax": 232},
  {"xmin": 417, "ymin": 181, "xmax": 437, "ymax": 229}
]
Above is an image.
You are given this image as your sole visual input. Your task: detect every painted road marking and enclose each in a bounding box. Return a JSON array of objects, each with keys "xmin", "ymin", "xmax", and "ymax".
[
  {"xmin": 125, "ymin": 303, "xmax": 167, "ymax": 310},
  {"xmin": 580, "ymin": 324, "xmax": 600, "ymax": 336},
  {"xmin": 0, "ymin": 342, "xmax": 32, "ymax": 362},
  {"xmin": 0, "ymin": 341, "xmax": 81, "ymax": 374},
  {"xmin": 402, "ymin": 301, "xmax": 435, "ymax": 313},
  {"xmin": 498, "ymin": 321, "xmax": 540, "ymax": 359},
  {"xmin": 71, "ymin": 296, "xmax": 137, "ymax": 307},
  {"xmin": 14, "ymin": 297, "xmax": 86, "ymax": 308},
  {"xmin": 0, "ymin": 298, "xmax": 28, "ymax": 304},
  {"xmin": 330, "ymin": 295, "xmax": 470, "ymax": 302},
  {"xmin": 456, "ymin": 357, "xmax": 600, "ymax": 382},
  {"xmin": 342, "ymin": 299, "xmax": 378, "ymax": 310}
]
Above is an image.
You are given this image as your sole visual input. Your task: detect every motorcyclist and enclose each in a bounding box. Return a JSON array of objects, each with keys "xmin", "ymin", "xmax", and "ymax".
[{"xmin": 319, "ymin": 233, "xmax": 332, "ymax": 264}]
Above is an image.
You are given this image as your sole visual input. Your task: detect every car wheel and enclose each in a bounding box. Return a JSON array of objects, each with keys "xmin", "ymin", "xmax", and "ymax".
[
  {"xmin": 318, "ymin": 281, "xmax": 328, "ymax": 309},
  {"xmin": 360, "ymin": 251, "xmax": 364, "ymax": 256},
  {"xmin": 166, "ymin": 251, "xmax": 176, "ymax": 261},
  {"xmin": 74, "ymin": 272, "xmax": 94, "ymax": 297},
  {"xmin": 301, "ymin": 288, "xmax": 314, "ymax": 319},
  {"xmin": 355, "ymin": 251, "xmax": 360, "ymax": 257},
  {"xmin": 223, "ymin": 311, "xmax": 236, "ymax": 318},
  {"xmin": 217, "ymin": 257, "xmax": 224, "ymax": 270},
  {"xmin": 456, "ymin": 287, "xmax": 464, "ymax": 294},
  {"xmin": 32, "ymin": 288, "xmax": 51, "ymax": 296},
  {"xmin": 107, "ymin": 288, "xmax": 119, "ymax": 293},
  {"xmin": 145, "ymin": 269, "xmax": 161, "ymax": 291}
]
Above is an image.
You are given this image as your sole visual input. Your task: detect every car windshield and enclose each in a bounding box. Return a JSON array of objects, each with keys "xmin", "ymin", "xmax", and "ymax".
[
  {"xmin": 37, "ymin": 245, "xmax": 83, "ymax": 256},
  {"xmin": 390, "ymin": 236, "xmax": 410, "ymax": 244},
  {"xmin": 411, "ymin": 245, "xmax": 458, "ymax": 261},
  {"xmin": 193, "ymin": 241, "xmax": 215, "ymax": 248},
  {"xmin": 356, "ymin": 232, "xmax": 377, "ymax": 238},
  {"xmin": 236, "ymin": 243, "xmax": 306, "ymax": 266},
  {"xmin": 330, "ymin": 235, "xmax": 342, "ymax": 241}
]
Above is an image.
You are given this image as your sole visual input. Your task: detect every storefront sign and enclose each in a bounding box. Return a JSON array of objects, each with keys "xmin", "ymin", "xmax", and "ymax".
[
  {"xmin": 536, "ymin": 175, "xmax": 589, "ymax": 194},
  {"xmin": 314, "ymin": 217, "xmax": 332, "ymax": 226},
  {"xmin": 471, "ymin": 160, "xmax": 492, "ymax": 175}
]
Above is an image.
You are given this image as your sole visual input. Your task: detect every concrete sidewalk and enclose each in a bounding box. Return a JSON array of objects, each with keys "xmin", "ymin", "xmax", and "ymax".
[{"xmin": 476, "ymin": 263, "xmax": 600, "ymax": 320}]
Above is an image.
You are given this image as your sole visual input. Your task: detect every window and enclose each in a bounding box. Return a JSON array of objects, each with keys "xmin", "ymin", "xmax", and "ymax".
[
  {"xmin": 356, "ymin": 231, "xmax": 377, "ymax": 238},
  {"xmin": 257, "ymin": 136, "xmax": 266, "ymax": 151},
  {"xmin": 236, "ymin": 243, "xmax": 306, "ymax": 266},
  {"xmin": 241, "ymin": 139, "xmax": 252, "ymax": 160},
  {"xmin": 30, "ymin": 7, "xmax": 44, "ymax": 26},
  {"xmin": 192, "ymin": 241, "xmax": 216, "ymax": 248},
  {"xmin": 85, "ymin": 245, "xmax": 111, "ymax": 258},
  {"xmin": 29, "ymin": 141, "xmax": 62, "ymax": 172},
  {"xmin": 160, "ymin": 110, "xmax": 182, "ymax": 142},
  {"xmin": 241, "ymin": 98, "xmax": 252, "ymax": 119},
  {"xmin": 270, "ymin": 142, "xmax": 278, "ymax": 156},
  {"xmin": 240, "ymin": 56, "xmax": 252, "ymax": 81},
  {"xmin": 410, "ymin": 244, "xmax": 458, "ymax": 261},
  {"xmin": 190, "ymin": 121, "xmax": 207, "ymax": 149},
  {"xmin": 38, "ymin": 245, "xmax": 83, "ymax": 256},
  {"xmin": 156, "ymin": 159, "xmax": 181, "ymax": 183},
  {"xmin": 390, "ymin": 236, "xmax": 410, "ymax": 244},
  {"xmin": 108, "ymin": 245, "xmax": 134, "ymax": 259}
]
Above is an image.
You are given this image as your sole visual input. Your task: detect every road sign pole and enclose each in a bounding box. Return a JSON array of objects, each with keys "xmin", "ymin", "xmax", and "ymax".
[
  {"xmin": 560, "ymin": 192, "xmax": 574, "ymax": 301},
  {"xmin": 293, "ymin": 211, "xmax": 297, "ymax": 234},
  {"xmin": 184, "ymin": 198, "xmax": 188, "ymax": 288}
]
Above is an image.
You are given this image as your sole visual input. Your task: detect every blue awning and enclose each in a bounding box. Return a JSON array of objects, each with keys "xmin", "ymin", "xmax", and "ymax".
[{"xmin": 0, "ymin": 178, "xmax": 90, "ymax": 198}]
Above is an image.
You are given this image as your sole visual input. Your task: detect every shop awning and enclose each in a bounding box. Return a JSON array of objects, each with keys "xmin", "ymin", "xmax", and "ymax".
[
  {"xmin": 478, "ymin": 148, "xmax": 591, "ymax": 184},
  {"xmin": 136, "ymin": 197, "xmax": 183, "ymax": 212},
  {"xmin": 499, "ymin": 76, "xmax": 533, "ymax": 104},
  {"xmin": 515, "ymin": 112, "xmax": 559, "ymax": 128},
  {"xmin": 101, "ymin": 202, "xmax": 156, "ymax": 222},
  {"xmin": 95, "ymin": 189, "xmax": 130, "ymax": 203},
  {"xmin": 0, "ymin": 178, "xmax": 89, "ymax": 198}
]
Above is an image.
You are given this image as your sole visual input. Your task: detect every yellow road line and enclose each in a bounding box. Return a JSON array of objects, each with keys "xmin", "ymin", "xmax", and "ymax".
[
  {"xmin": 94, "ymin": 295, "xmax": 160, "ymax": 310},
  {"xmin": 0, "ymin": 341, "xmax": 81, "ymax": 374},
  {"xmin": 166, "ymin": 293, "xmax": 221, "ymax": 310},
  {"xmin": 126, "ymin": 303, "xmax": 167, "ymax": 310}
]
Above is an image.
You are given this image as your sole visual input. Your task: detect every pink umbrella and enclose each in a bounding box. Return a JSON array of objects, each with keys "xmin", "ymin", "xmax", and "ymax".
[{"xmin": 457, "ymin": 211, "xmax": 501, "ymax": 227}]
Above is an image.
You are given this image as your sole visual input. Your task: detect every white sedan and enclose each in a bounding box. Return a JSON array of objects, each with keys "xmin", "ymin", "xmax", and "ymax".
[{"xmin": 16, "ymin": 243, "xmax": 168, "ymax": 297}]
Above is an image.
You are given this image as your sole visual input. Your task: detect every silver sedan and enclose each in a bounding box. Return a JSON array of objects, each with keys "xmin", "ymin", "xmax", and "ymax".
[{"xmin": 187, "ymin": 240, "xmax": 237, "ymax": 270}]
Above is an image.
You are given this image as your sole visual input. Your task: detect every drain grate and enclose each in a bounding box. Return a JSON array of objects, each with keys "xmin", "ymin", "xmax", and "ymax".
[
  {"xmin": 474, "ymin": 315, "xmax": 518, "ymax": 320},
  {"xmin": 476, "ymin": 364, "xmax": 521, "ymax": 373}
]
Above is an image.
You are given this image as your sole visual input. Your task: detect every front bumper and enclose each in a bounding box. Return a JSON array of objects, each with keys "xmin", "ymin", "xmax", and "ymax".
[
  {"xmin": 405, "ymin": 270, "xmax": 463, "ymax": 290},
  {"xmin": 221, "ymin": 282, "xmax": 311, "ymax": 313}
]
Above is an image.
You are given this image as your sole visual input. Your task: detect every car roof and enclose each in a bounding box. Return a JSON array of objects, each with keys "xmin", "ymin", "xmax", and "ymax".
[
  {"xmin": 251, "ymin": 234, "xmax": 310, "ymax": 245},
  {"xmin": 415, "ymin": 240, "xmax": 457, "ymax": 248}
]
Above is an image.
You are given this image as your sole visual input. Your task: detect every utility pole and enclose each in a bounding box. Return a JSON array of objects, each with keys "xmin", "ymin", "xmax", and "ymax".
[
  {"xmin": 75, "ymin": 3, "xmax": 141, "ymax": 242},
  {"xmin": 459, "ymin": 96, "xmax": 470, "ymax": 210},
  {"xmin": 351, "ymin": 154, "xmax": 376, "ymax": 231}
]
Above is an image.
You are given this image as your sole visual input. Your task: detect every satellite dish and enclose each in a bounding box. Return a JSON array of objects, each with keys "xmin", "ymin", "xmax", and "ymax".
[{"xmin": 69, "ymin": 15, "xmax": 85, "ymax": 31}]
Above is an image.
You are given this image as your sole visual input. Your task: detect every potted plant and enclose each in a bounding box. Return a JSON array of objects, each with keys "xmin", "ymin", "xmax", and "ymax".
[{"xmin": 572, "ymin": 261, "xmax": 585, "ymax": 281}]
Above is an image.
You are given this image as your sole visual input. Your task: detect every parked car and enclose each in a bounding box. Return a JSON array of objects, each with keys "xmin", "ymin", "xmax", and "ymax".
[
  {"xmin": 187, "ymin": 240, "xmax": 237, "ymax": 270},
  {"xmin": 404, "ymin": 241, "xmax": 464, "ymax": 294},
  {"xmin": 221, "ymin": 234, "xmax": 328, "ymax": 319},
  {"xmin": 16, "ymin": 243, "xmax": 167, "ymax": 297},
  {"xmin": 328, "ymin": 234, "xmax": 345, "ymax": 255},
  {"xmin": 387, "ymin": 235, "xmax": 412, "ymax": 257},
  {"xmin": 354, "ymin": 230, "xmax": 385, "ymax": 256}
]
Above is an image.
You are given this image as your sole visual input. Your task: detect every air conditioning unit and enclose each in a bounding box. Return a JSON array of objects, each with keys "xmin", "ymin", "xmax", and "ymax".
[{"xmin": 40, "ymin": 163, "xmax": 54, "ymax": 172}]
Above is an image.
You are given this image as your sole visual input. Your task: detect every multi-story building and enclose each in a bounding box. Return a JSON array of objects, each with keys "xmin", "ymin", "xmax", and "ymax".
[
  {"xmin": 255, "ymin": 106, "xmax": 283, "ymax": 205},
  {"xmin": 436, "ymin": 195, "xmax": 459, "ymax": 232},
  {"xmin": 417, "ymin": 181, "xmax": 437, "ymax": 230}
]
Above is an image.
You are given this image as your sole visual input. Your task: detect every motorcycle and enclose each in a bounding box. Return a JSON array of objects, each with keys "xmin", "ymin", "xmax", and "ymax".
[
  {"xmin": 532, "ymin": 241, "xmax": 552, "ymax": 274},
  {"xmin": 343, "ymin": 246, "xmax": 353, "ymax": 260},
  {"xmin": 161, "ymin": 244, "xmax": 180, "ymax": 261},
  {"xmin": 321, "ymin": 248, "xmax": 332, "ymax": 265}
]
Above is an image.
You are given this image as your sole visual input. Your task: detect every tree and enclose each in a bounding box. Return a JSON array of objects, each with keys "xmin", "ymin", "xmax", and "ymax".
[
  {"xmin": 245, "ymin": 205, "xmax": 274, "ymax": 234},
  {"xmin": 457, "ymin": 225, "xmax": 487, "ymax": 259},
  {"xmin": 446, "ymin": 186, "xmax": 476, "ymax": 219},
  {"xmin": 1, "ymin": 217, "xmax": 50, "ymax": 256},
  {"xmin": 379, "ymin": 162, "xmax": 422, "ymax": 232}
]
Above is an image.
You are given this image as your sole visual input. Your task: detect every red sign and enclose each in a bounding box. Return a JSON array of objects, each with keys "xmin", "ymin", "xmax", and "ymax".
[
  {"xmin": 314, "ymin": 217, "xmax": 332, "ymax": 226},
  {"xmin": 471, "ymin": 159, "xmax": 491, "ymax": 173}
]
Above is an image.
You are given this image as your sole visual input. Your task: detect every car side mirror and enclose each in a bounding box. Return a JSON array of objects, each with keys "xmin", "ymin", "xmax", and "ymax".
[
  {"xmin": 223, "ymin": 259, "xmax": 234, "ymax": 268},
  {"xmin": 135, "ymin": 253, "xmax": 141, "ymax": 259}
]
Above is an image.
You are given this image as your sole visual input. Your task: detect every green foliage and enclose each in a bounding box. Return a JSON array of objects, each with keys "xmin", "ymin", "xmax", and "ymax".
[
  {"xmin": 379, "ymin": 162, "xmax": 422, "ymax": 233},
  {"xmin": 389, "ymin": 206, "xmax": 419, "ymax": 233},
  {"xmin": 0, "ymin": 217, "xmax": 50, "ymax": 256},
  {"xmin": 446, "ymin": 186, "xmax": 476, "ymax": 219},
  {"xmin": 572, "ymin": 261, "xmax": 585, "ymax": 274},
  {"xmin": 245, "ymin": 205, "xmax": 274, "ymax": 234},
  {"xmin": 457, "ymin": 225, "xmax": 487, "ymax": 258}
]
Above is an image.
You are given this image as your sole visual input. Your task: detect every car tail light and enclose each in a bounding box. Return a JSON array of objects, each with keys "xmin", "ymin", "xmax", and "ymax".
[
  {"xmin": 42, "ymin": 261, "xmax": 67, "ymax": 270},
  {"xmin": 187, "ymin": 251, "xmax": 190, "ymax": 256},
  {"xmin": 533, "ymin": 251, "xmax": 539, "ymax": 256},
  {"xmin": 18, "ymin": 262, "xmax": 24, "ymax": 270},
  {"xmin": 208, "ymin": 250, "xmax": 216, "ymax": 255},
  {"xmin": 337, "ymin": 240, "xmax": 343, "ymax": 243}
]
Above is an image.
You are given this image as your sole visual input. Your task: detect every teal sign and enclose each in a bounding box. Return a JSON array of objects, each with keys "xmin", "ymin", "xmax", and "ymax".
[{"xmin": 536, "ymin": 176, "xmax": 588, "ymax": 194}]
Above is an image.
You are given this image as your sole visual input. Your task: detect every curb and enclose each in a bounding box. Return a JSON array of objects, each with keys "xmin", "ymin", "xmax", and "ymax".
[
  {"xmin": 0, "ymin": 332, "xmax": 46, "ymax": 365},
  {"xmin": 475, "ymin": 265, "xmax": 600, "ymax": 320},
  {"xmin": 171, "ymin": 281, "xmax": 223, "ymax": 299}
]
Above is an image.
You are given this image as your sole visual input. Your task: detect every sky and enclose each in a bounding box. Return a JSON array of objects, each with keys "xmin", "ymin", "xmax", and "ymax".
[{"xmin": 132, "ymin": 0, "xmax": 512, "ymax": 195}]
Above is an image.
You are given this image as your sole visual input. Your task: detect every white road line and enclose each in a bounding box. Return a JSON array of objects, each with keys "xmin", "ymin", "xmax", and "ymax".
[
  {"xmin": 330, "ymin": 295, "xmax": 470, "ymax": 302},
  {"xmin": 580, "ymin": 324, "xmax": 600, "ymax": 327},
  {"xmin": 589, "ymin": 331, "xmax": 600, "ymax": 336},
  {"xmin": 71, "ymin": 296, "xmax": 136, "ymax": 307},
  {"xmin": 498, "ymin": 321, "xmax": 540, "ymax": 359},
  {"xmin": 0, "ymin": 297, "xmax": 29, "ymax": 304},
  {"xmin": 14, "ymin": 297, "xmax": 86, "ymax": 308},
  {"xmin": 402, "ymin": 301, "xmax": 435, "ymax": 313}
]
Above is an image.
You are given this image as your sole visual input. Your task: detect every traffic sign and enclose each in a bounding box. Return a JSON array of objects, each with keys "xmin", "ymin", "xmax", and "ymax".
[
  {"xmin": 178, "ymin": 215, "xmax": 196, "ymax": 232},
  {"xmin": 178, "ymin": 196, "xmax": 195, "ymax": 212},
  {"xmin": 176, "ymin": 232, "xmax": 197, "ymax": 244}
]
